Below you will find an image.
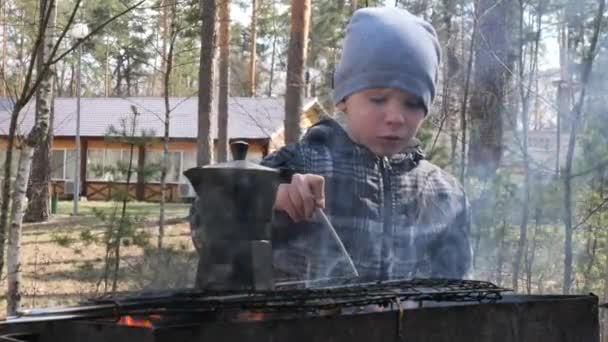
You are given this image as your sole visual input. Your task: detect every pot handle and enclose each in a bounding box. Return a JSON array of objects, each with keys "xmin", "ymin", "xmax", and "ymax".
[{"xmin": 230, "ymin": 140, "xmax": 249, "ymax": 161}]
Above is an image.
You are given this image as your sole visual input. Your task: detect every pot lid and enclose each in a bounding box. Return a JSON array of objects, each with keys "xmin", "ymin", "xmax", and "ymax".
[{"xmin": 189, "ymin": 141, "xmax": 278, "ymax": 173}]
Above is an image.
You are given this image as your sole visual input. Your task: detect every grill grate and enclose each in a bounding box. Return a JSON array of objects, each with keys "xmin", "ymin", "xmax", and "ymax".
[
  {"xmin": 88, "ymin": 278, "xmax": 507, "ymax": 314},
  {"xmin": 12, "ymin": 279, "xmax": 508, "ymax": 322}
]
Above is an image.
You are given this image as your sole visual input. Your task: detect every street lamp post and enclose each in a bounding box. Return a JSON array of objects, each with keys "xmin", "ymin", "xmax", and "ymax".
[{"xmin": 70, "ymin": 23, "xmax": 88, "ymax": 216}]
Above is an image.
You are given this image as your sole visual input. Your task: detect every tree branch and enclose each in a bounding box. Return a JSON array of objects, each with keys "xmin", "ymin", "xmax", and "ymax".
[
  {"xmin": 20, "ymin": 0, "xmax": 146, "ymax": 109},
  {"xmin": 50, "ymin": 0, "xmax": 146, "ymax": 65},
  {"xmin": 574, "ymin": 196, "xmax": 608, "ymax": 231},
  {"xmin": 570, "ymin": 158, "xmax": 608, "ymax": 179},
  {"xmin": 13, "ymin": 0, "xmax": 81, "ymax": 108},
  {"xmin": 17, "ymin": 0, "xmax": 56, "ymax": 105}
]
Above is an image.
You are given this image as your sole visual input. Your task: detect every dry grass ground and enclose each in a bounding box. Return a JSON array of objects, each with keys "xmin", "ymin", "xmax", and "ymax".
[{"xmin": 0, "ymin": 201, "xmax": 197, "ymax": 319}]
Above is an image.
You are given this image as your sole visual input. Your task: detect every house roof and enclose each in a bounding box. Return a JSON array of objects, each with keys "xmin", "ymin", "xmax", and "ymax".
[{"xmin": 0, "ymin": 96, "xmax": 322, "ymax": 140}]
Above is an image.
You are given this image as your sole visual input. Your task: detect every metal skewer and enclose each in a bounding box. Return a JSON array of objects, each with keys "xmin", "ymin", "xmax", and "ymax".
[{"xmin": 314, "ymin": 208, "xmax": 359, "ymax": 277}]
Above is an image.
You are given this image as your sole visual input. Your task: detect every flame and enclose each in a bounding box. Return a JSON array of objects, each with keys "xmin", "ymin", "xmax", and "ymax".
[
  {"xmin": 374, "ymin": 305, "xmax": 387, "ymax": 312},
  {"xmin": 237, "ymin": 311, "xmax": 266, "ymax": 321},
  {"xmin": 118, "ymin": 315, "xmax": 154, "ymax": 328}
]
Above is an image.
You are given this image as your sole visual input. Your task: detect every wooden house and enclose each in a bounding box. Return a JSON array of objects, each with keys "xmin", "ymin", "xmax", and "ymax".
[{"xmin": 0, "ymin": 97, "xmax": 325, "ymax": 202}]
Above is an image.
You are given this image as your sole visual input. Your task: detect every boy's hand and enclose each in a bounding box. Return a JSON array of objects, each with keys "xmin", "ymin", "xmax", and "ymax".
[{"xmin": 274, "ymin": 173, "xmax": 325, "ymax": 222}]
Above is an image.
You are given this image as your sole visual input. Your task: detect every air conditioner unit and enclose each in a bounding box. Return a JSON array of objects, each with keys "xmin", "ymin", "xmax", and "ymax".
[
  {"xmin": 64, "ymin": 180, "xmax": 75, "ymax": 195},
  {"xmin": 178, "ymin": 183, "xmax": 196, "ymax": 198}
]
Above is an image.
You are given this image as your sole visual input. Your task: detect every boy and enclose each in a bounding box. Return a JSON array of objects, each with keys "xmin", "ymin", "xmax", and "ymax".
[
  {"xmin": 191, "ymin": 7, "xmax": 471, "ymax": 283},
  {"xmin": 263, "ymin": 7, "xmax": 471, "ymax": 282}
]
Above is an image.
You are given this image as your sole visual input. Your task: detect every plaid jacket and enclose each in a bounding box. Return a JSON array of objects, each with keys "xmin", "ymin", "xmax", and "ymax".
[{"xmin": 263, "ymin": 118, "xmax": 472, "ymax": 282}]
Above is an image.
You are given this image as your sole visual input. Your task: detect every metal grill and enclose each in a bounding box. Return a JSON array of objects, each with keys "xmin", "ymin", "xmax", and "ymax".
[
  {"xmin": 2, "ymin": 280, "xmax": 599, "ymax": 342},
  {"xmin": 92, "ymin": 278, "xmax": 506, "ymax": 314},
  {"xmin": 12, "ymin": 279, "xmax": 507, "ymax": 323}
]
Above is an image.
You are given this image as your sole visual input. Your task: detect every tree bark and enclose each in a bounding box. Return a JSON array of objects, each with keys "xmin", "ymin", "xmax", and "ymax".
[
  {"xmin": 440, "ymin": 0, "xmax": 456, "ymax": 172},
  {"xmin": 284, "ymin": 0, "xmax": 311, "ymax": 145},
  {"xmin": 248, "ymin": 0, "xmax": 257, "ymax": 97},
  {"xmin": 113, "ymin": 109, "xmax": 139, "ymax": 293},
  {"xmin": 0, "ymin": 0, "xmax": 60, "ymax": 282},
  {"xmin": 0, "ymin": 104, "xmax": 20, "ymax": 281},
  {"xmin": 56, "ymin": 61, "xmax": 67, "ymax": 96},
  {"xmin": 562, "ymin": 0, "xmax": 604, "ymax": 295},
  {"xmin": 2, "ymin": 0, "xmax": 144, "ymax": 305},
  {"xmin": 7, "ymin": 145, "xmax": 35, "ymax": 315},
  {"xmin": 0, "ymin": 0, "xmax": 142, "ymax": 284},
  {"xmin": 7, "ymin": 0, "xmax": 57, "ymax": 311},
  {"xmin": 512, "ymin": 0, "xmax": 541, "ymax": 292},
  {"xmin": 158, "ymin": 0, "xmax": 171, "ymax": 97},
  {"xmin": 197, "ymin": 0, "xmax": 218, "ymax": 165},
  {"xmin": 267, "ymin": 0, "xmax": 279, "ymax": 97},
  {"xmin": 25, "ymin": 0, "xmax": 57, "ymax": 223},
  {"xmin": 495, "ymin": 218, "xmax": 507, "ymax": 287},
  {"xmin": 602, "ymin": 184, "xmax": 608, "ymax": 342},
  {"xmin": 0, "ymin": 0, "xmax": 7, "ymax": 97},
  {"xmin": 458, "ymin": 3, "xmax": 477, "ymax": 183},
  {"xmin": 160, "ymin": 1, "xmax": 177, "ymax": 250},
  {"xmin": 105, "ymin": 37, "xmax": 110, "ymax": 97},
  {"xmin": 555, "ymin": 21, "xmax": 570, "ymax": 176},
  {"xmin": 125, "ymin": 56, "xmax": 132, "ymax": 96},
  {"xmin": 582, "ymin": 231, "xmax": 598, "ymax": 292},
  {"xmin": 69, "ymin": 61, "xmax": 75, "ymax": 96},
  {"xmin": 267, "ymin": 32, "xmax": 277, "ymax": 97},
  {"xmin": 525, "ymin": 206, "xmax": 540, "ymax": 294},
  {"xmin": 217, "ymin": 0, "xmax": 230, "ymax": 162},
  {"xmin": 7, "ymin": 70, "xmax": 54, "ymax": 315},
  {"xmin": 467, "ymin": 0, "xmax": 513, "ymax": 179}
]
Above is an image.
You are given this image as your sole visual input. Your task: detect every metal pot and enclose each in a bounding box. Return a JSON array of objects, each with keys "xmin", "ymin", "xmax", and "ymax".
[
  {"xmin": 183, "ymin": 141, "xmax": 281, "ymax": 290},
  {"xmin": 184, "ymin": 141, "xmax": 281, "ymax": 241}
]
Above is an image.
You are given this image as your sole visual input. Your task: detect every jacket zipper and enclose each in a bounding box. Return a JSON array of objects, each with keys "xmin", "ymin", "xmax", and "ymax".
[{"xmin": 379, "ymin": 157, "xmax": 392, "ymax": 280}]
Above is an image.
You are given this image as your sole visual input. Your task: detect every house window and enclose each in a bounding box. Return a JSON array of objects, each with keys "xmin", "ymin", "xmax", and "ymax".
[
  {"xmin": 182, "ymin": 151, "xmax": 196, "ymax": 182},
  {"xmin": 87, "ymin": 149, "xmax": 104, "ymax": 180},
  {"xmin": 87, "ymin": 148, "xmax": 139, "ymax": 182},
  {"xmin": 145, "ymin": 150, "xmax": 182, "ymax": 183},
  {"xmin": 51, "ymin": 150, "xmax": 65, "ymax": 180},
  {"xmin": 51, "ymin": 149, "xmax": 76, "ymax": 180}
]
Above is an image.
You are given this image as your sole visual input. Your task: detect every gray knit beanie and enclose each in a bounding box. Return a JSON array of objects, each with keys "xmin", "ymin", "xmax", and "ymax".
[{"xmin": 333, "ymin": 7, "xmax": 441, "ymax": 114}]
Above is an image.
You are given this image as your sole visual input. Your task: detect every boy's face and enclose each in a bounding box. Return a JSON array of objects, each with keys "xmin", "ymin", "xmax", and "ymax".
[{"xmin": 338, "ymin": 88, "xmax": 426, "ymax": 157}]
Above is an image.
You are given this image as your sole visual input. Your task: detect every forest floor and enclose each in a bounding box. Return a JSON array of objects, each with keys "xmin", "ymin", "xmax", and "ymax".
[{"xmin": 0, "ymin": 201, "xmax": 196, "ymax": 319}]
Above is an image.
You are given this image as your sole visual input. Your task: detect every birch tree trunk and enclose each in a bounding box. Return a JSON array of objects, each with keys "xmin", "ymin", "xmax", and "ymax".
[
  {"xmin": 7, "ymin": 55, "xmax": 54, "ymax": 315},
  {"xmin": 7, "ymin": 145, "xmax": 34, "ymax": 316},
  {"xmin": 25, "ymin": 0, "xmax": 57, "ymax": 223},
  {"xmin": 0, "ymin": 103, "xmax": 20, "ymax": 279},
  {"xmin": 0, "ymin": 0, "xmax": 58, "ymax": 282},
  {"xmin": 2, "ymin": 0, "xmax": 144, "ymax": 308},
  {"xmin": 7, "ymin": 0, "xmax": 56, "ymax": 309}
]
